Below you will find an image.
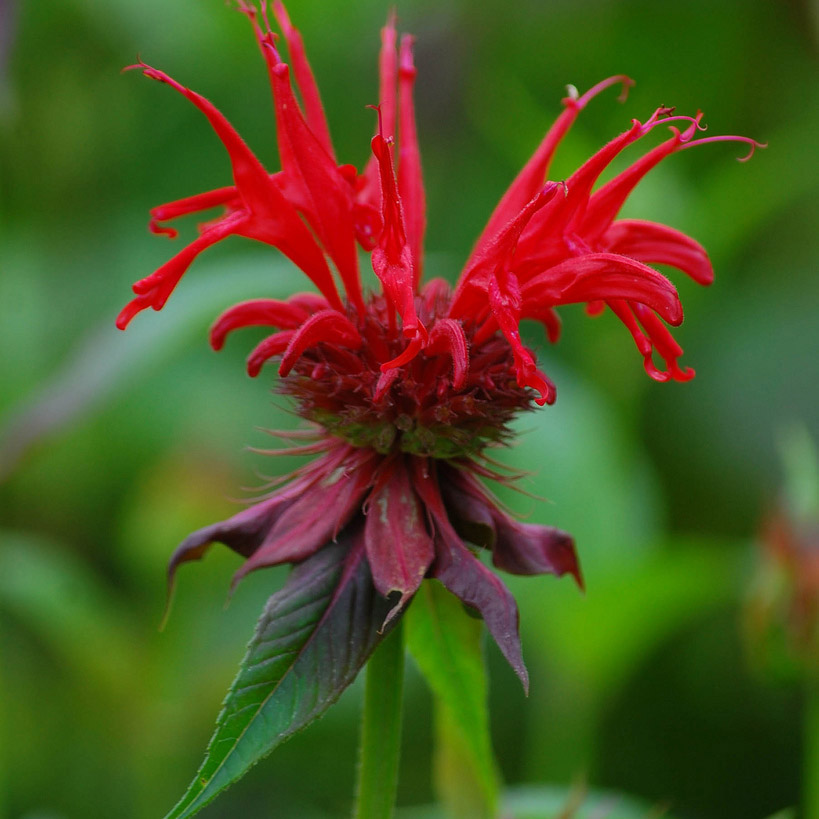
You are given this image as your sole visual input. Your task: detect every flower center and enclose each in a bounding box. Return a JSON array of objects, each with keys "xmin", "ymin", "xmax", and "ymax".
[{"xmin": 279, "ymin": 287, "xmax": 535, "ymax": 458}]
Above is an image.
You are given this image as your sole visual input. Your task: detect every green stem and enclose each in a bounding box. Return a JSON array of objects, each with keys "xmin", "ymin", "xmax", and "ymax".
[
  {"xmin": 353, "ymin": 621, "xmax": 405, "ymax": 819},
  {"xmin": 806, "ymin": 677, "xmax": 819, "ymax": 819}
]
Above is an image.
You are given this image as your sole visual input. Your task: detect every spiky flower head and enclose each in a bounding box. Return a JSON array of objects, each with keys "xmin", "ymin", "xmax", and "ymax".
[{"xmin": 118, "ymin": 1, "xmax": 761, "ymax": 687}]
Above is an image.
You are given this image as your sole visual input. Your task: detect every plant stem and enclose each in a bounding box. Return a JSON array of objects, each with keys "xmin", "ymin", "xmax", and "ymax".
[
  {"xmin": 353, "ymin": 621, "xmax": 405, "ymax": 819},
  {"xmin": 806, "ymin": 677, "xmax": 819, "ymax": 819}
]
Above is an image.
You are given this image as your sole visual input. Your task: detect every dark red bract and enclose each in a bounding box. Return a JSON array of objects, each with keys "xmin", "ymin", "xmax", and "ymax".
[{"xmin": 119, "ymin": 1, "xmax": 761, "ymax": 687}]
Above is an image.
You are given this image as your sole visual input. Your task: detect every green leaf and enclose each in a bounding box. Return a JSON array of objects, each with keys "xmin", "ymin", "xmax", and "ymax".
[
  {"xmin": 405, "ymin": 581, "xmax": 500, "ymax": 819},
  {"xmin": 165, "ymin": 532, "xmax": 395, "ymax": 819}
]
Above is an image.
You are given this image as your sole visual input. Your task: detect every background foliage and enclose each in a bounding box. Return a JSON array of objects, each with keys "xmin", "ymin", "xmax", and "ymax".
[{"xmin": 1, "ymin": 0, "xmax": 817, "ymax": 816}]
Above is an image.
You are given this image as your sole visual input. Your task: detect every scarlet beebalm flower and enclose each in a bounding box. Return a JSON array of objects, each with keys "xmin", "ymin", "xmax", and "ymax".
[{"xmin": 118, "ymin": 2, "xmax": 761, "ymax": 687}]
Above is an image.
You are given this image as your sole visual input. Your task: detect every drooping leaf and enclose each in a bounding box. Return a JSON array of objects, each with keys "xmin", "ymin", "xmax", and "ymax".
[
  {"xmin": 164, "ymin": 528, "xmax": 394, "ymax": 819},
  {"xmin": 405, "ymin": 580, "xmax": 500, "ymax": 819}
]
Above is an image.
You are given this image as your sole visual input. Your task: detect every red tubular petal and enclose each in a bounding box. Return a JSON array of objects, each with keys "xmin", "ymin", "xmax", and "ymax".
[
  {"xmin": 371, "ymin": 131, "xmax": 424, "ymax": 337},
  {"xmin": 603, "ymin": 219, "xmax": 714, "ymax": 285},
  {"xmin": 515, "ymin": 121, "xmax": 644, "ymax": 261},
  {"xmin": 116, "ymin": 293, "xmax": 155, "ymax": 330},
  {"xmin": 478, "ymin": 269, "xmax": 557, "ymax": 406},
  {"xmin": 262, "ymin": 50, "xmax": 364, "ymax": 311},
  {"xmin": 470, "ymin": 75, "xmax": 633, "ymax": 264},
  {"xmin": 579, "ymin": 123, "xmax": 697, "ymax": 241},
  {"xmin": 397, "ymin": 34, "xmax": 426, "ymax": 286},
  {"xmin": 451, "ymin": 183, "xmax": 559, "ymax": 316},
  {"xmin": 271, "ymin": 0, "xmax": 336, "ymax": 160},
  {"xmin": 288, "ymin": 292, "xmax": 331, "ymax": 313},
  {"xmin": 246, "ymin": 329, "xmax": 296, "ymax": 377},
  {"xmin": 421, "ymin": 277, "xmax": 453, "ymax": 313},
  {"xmin": 119, "ymin": 212, "xmax": 245, "ymax": 328},
  {"xmin": 515, "ymin": 362, "xmax": 557, "ymax": 407},
  {"xmin": 278, "ymin": 309, "xmax": 363, "ymax": 377},
  {"xmin": 521, "ymin": 252, "xmax": 683, "ymax": 326},
  {"xmin": 352, "ymin": 201, "xmax": 383, "ymax": 252},
  {"xmin": 238, "ymin": 2, "xmax": 301, "ymax": 177},
  {"xmin": 426, "ymin": 318, "xmax": 469, "ymax": 390},
  {"xmin": 380, "ymin": 333, "xmax": 425, "ymax": 372},
  {"xmin": 149, "ymin": 185, "xmax": 239, "ymax": 237},
  {"xmin": 632, "ymin": 302, "xmax": 695, "ymax": 382},
  {"xmin": 531, "ymin": 306, "xmax": 562, "ymax": 344},
  {"xmin": 209, "ymin": 298, "xmax": 311, "ymax": 350},
  {"xmin": 518, "ymin": 107, "xmax": 698, "ymax": 274},
  {"xmin": 364, "ymin": 457, "xmax": 434, "ymax": 622},
  {"xmin": 410, "ymin": 458, "xmax": 529, "ymax": 692},
  {"xmin": 128, "ymin": 61, "xmax": 344, "ymax": 311},
  {"xmin": 132, "ymin": 213, "xmax": 243, "ymax": 299},
  {"xmin": 131, "ymin": 64, "xmax": 275, "ymax": 209},
  {"xmin": 378, "ymin": 11, "xmax": 398, "ymax": 144},
  {"xmin": 607, "ymin": 299, "xmax": 655, "ymax": 359}
]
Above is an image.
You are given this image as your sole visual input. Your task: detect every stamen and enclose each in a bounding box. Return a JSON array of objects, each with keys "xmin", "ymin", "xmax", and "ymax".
[
  {"xmin": 639, "ymin": 109, "xmax": 702, "ymax": 137},
  {"xmin": 681, "ymin": 134, "xmax": 767, "ymax": 162},
  {"xmin": 568, "ymin": 74, "xmax": 634, "ymax": 108}
]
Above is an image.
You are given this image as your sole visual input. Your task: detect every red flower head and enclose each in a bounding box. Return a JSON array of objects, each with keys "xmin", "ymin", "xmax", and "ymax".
[{"xmin": 118, "ymin": 2, "xmax": 762, "ymax": 689}]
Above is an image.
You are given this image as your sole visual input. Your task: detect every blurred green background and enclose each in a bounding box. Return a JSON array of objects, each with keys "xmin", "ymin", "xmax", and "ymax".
[{"xmin": 1, "ymin": 0, "xmax": 817, "ymax": 816}]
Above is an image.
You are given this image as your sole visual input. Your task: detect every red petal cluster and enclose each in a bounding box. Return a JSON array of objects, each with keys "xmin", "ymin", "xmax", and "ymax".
[
  {"xmin": 119, "ymin": 3, "xmax": 761, "ymax": 682},
  {"xmin": 118, "ymin": 6, "xmax": 760, "ymax": 405}
]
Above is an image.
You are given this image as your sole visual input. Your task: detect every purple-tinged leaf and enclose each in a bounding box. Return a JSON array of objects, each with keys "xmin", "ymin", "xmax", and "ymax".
[
  {"xmin": 410, "ymin": 458, "xmax": 528, "ymax": 692},
  {"xmin": 364, "ymin": 457, "xmax": 434, "ymax": 622},
  {"xmin": 163, "ymin": 526, "xmax": 395, "ymax": 819},
  {"xmin": 232, "ymin": 449, "xmax": 379, "ymax": 583},
  {"xmin": 431, "ymin": 530, "xmax": 528, "ymax": 694},
  {"xmin": 491, "ymin": 518, "xmax": 582, "ymax": 588},
  {"xmin": 440, "ymin": 464, "xmax": 582, "ymax": 587}
]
